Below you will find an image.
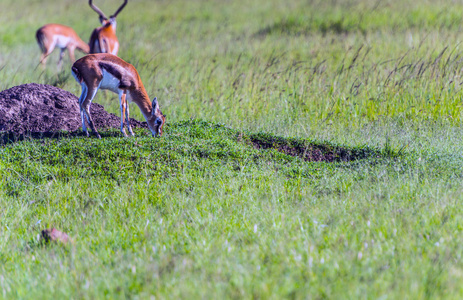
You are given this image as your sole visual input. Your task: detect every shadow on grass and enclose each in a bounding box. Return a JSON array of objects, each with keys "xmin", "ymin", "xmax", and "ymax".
[
  {"xmin": 244, "ymin": 132, "xmax": 385, "ymax": 163},
  {"xmin": 174, "ymin": 119, "xmax": 400, "ymax": 162},
  {"xmin": 1, "ymin": 119, "xmax": 401, "ymax": 163},
  {"xmin": 255, "ymin": 16, "xmax": 363, "ymax": 37}
]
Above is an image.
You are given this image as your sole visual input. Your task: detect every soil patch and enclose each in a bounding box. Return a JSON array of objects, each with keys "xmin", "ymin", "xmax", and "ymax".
[{"xmin": 0, "ymin": 83, "xmax": 147, "ymax": 136}]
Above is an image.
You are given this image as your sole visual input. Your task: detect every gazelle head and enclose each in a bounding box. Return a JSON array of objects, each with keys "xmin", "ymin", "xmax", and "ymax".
[
  {"xmin": 89, "ymin": 0, "xmax": 127, "ymax": 28},
  {"xmin": 149, "ymin": 97, "xmax": 166, "ymax": 137}
]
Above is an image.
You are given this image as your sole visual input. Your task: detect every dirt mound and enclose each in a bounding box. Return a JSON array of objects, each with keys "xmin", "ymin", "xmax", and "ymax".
[{"xmin": 0, "ymin": 83, "xmax": 147, "ymax": 135}]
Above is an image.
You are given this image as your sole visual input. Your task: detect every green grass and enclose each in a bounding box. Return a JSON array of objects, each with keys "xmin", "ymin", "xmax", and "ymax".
[{"xmin": 2, "ymin": 0, "xmax": 463, "ymax": 298}]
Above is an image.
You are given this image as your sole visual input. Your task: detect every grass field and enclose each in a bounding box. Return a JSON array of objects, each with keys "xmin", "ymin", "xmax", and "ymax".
[{"xmin": 2, "ymin": 0, "xmax": 463, "ymax": 298}]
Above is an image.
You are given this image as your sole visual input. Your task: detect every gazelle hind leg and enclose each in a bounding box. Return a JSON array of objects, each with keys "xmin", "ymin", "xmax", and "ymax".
[
  {"xmin": 40, "ymin": 53, "xmax": 48, "ymax": 68},
  {"xmin": 82, "ymin": 86, "xmax": 101, "ymax": 139},
  {"xmin": 40, "ymin": 40, "xmax": 56, "ymax": 67},
  {"xmin": 78, "ymin": 83, "xmax": 89, "ymax": 136}
]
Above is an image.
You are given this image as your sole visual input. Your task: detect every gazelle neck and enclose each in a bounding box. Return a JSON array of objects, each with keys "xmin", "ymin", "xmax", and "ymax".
[
  {"xmin": 77, "ymin": 39, "xmax": 90, "ymax": 53},
  {"xmin": 128, "ymin": 87, "xmax": 152, "ymax": 120}
]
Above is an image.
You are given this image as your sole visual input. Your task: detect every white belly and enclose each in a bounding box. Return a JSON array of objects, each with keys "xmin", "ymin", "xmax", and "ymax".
[
  {"xmin": 99, "ymin": 69, "xmax": 121, "ymax": 94},
  {"xmin": 55, "ymin": 35, "xmax": 71, "ymax": 49}
]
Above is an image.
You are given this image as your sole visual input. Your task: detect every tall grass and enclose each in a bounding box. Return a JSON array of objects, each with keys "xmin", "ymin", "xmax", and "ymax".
[{"xmin": 2, "ymin": 0, "xmax": 463, "ymax": 138}]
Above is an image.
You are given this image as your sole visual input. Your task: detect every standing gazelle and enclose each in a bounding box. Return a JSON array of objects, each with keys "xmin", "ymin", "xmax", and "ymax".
[
  {"xmin": 71, "ymin": 53, "xmax": 166, "ymax": 138},
  {"xmin": 88, "ymin": 0, "xmax": 127, "ymax": 55},
  {"xmin": 36, "ymin": 24, "xmax": 90, "ymax": 68}
]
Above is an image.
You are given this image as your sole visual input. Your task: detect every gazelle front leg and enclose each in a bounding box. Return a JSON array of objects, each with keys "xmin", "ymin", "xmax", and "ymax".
[
  {"xmin": 124, "ymin": 95, "xmax": 134, "ymax": 136},
  {"xmin": 39, "ymin": 41, "xmax": 55, "ymax": 68},
  {"xmin": 78, "ymin": 83, "xmax": 89, "ymax": 136},
  {"xmin": 57, "ymin": 48, "xmax": 66, "ymax": 70},
  {"xmin": 67, "ymin": 45, "xmax": 76, "ymax": 63},
  {"xmin": 119, "ymin": 90, "xmax": 129, "ymax": 137}
]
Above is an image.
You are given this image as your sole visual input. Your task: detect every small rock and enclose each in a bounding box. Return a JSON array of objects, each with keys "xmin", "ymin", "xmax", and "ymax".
[{"xmin": 41, "ymin": 228, "xmax": 70, "ymax": 244}]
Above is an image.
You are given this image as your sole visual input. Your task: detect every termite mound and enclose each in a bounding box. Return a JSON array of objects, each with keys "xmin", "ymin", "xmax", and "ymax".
[{"xmin": 0, "ymin": 83, "xmax": 147, "ymax": 136}]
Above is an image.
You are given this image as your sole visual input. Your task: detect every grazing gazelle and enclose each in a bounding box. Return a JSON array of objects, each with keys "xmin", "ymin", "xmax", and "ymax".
[
  {"xmin": 36, "ymin": 24, "xmax": 90, "ymax": 68},
  {"xmin": 71, "ymin": 53, "xmax": 166, "ymax": 138},
  {"xmin": 88, "ymin": 0, "xmax": 127, "ymax": 55}
]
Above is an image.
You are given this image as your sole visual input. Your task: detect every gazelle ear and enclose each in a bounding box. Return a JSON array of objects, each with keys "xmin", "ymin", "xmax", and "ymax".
[{"xmin": 152, "ymin": 97, "xmax": 158, "ymax": 115}]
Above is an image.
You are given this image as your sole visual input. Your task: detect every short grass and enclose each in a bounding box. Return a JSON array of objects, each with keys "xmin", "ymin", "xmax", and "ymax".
[{"xmin": 2, "ymin": 0, "xmax": 463, "ymax": 298}]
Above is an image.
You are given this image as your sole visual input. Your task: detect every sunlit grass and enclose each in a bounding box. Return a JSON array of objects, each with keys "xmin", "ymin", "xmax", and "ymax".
[{"xmin": 2, "ymin": 0, "xmax": 463, "ymax": 298}]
